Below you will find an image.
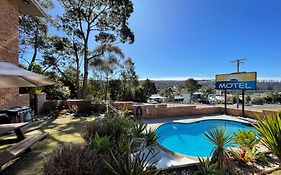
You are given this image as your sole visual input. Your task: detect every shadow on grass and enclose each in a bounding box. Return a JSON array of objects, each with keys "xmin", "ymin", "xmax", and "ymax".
[{"xmin": 1, "ymin": 116, "xmax": 89, "ymax": 175}]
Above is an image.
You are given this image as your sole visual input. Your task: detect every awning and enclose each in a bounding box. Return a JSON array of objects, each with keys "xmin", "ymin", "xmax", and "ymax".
[
  {"xmin": 0, "ymin": 62, "xmax": 56, "ymax": 88},
  {"xmin": 16, "ymin": 0, "xmax": 47, "ymax": 17}
]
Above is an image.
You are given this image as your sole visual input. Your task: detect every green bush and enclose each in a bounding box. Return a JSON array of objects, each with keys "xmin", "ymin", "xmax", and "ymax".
[
  {"xmin": 82, "ymin": 114, "xmax": 133, "ymax": 147},
  {"xmin": 90, "ymin": 133, "xmax": 111, "ymax": 153},
  {"xmin": 194, "ymin": 157, "xmax": 221, "ymax": 175},
  {"xmin": 105, "ymin": 142, "xmax": 159, "ymax": 175},
  {"xmin": 233, "ymin": 130, "xmax": 259, "ymax": 149},
  {"xmin": 252, "ymin": 97, "xmax": 264, "ymax": 105},
  {"xmin": 43, "ymin": 144, "xmax": 109, "ymax": 175},
  {"xmin": 254, "ymin": 113, "xmax": 281, "ymax": 166}
]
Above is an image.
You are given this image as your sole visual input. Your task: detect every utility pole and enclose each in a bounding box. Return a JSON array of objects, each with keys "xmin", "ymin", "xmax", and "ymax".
[{"xmin": 231, "ymin": 58, "xmax": 246, "ymax": 108}]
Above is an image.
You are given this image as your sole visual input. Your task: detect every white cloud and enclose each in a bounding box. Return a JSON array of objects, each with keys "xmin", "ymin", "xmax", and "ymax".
[{"xmin": 139, "ymin": 76, "xmax": 281, "ymax": 81}]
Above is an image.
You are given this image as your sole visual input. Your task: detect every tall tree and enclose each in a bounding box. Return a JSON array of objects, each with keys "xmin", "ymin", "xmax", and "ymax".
[
  {"xmin": 90, "ymin": 44, "xmax": 125, "ymax": 100},
  {"xmin": 185, "ymin": 78, "xmax": 201, "ymax": 103},
  {"xmin": 120, "ymin": 58, "xmax": 139, "ymax": 100},
  {"xmin": 19, "ymin": 0, "xmax": 55, "ymax": 71},
  {"xmin": 143, "ymin": 79, "xmax": 157, "ymax": 98},
  {"xmin": 59, "ymin": 0, "xmax": 134, "ymax": 99}
]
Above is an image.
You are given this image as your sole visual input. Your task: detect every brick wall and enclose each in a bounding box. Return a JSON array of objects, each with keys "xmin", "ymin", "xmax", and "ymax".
[
  {"xmin": 133, "ymin": 104, "xmax": 223, "ymax": 119},
  {"xmin": 0, "ymin": 0, "xmax": 19, "ymax": 64},
  {"xmin": 0, "ymin": 0, "xmax": 30, "ymax": 109},
  {"xmin": 113, "ymin": 101, "xmax": 134, "ymax": 110}
]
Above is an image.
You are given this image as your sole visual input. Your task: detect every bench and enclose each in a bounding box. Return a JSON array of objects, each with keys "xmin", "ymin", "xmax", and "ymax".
[{"xmin": 0, "ymin": 133, "xmax": 48, "ymax": 168}]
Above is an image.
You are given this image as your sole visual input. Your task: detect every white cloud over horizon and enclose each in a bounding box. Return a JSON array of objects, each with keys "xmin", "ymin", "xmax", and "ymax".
[{"xmin": 139, "ymin": 76, "xmax": 281, "ymax": 81}]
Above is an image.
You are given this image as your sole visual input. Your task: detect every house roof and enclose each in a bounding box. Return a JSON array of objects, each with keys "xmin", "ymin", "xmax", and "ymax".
[{"xmin": 16, "ymin": 0, "xmax": 47, "ymax": 17}]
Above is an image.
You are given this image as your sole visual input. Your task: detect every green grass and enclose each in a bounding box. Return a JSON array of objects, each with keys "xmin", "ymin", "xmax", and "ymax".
[{"xmin": 1, "ymin": 116, "xmax": 92, "ymax": 175}]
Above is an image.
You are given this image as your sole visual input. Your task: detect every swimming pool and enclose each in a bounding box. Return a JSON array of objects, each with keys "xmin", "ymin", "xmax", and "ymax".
[{"xmin": 156, "ymin": 119, "xmax": 254, "ymax": 157}]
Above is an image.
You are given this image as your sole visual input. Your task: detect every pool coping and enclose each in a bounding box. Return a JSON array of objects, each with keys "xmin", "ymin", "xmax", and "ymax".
[
  {"xmin": 155, "ymin": 118, "xmax": 253, "ymax": 159},
  {"xmin": 145, "ymin": 115, "xmax": 254, "ymax": 170}
]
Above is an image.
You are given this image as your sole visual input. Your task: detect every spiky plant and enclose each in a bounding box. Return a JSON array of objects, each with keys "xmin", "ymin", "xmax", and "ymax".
[
  {"xmin": 254, "ymin": 112, "xmax": 281, "ymax": 166},
  {"xmin": 194, "ymin": 157, "xmax": 221, "ymax": 175},
  {"xmin": 205, "ymin": 127, "xmax": 233, "ymax": 172}
]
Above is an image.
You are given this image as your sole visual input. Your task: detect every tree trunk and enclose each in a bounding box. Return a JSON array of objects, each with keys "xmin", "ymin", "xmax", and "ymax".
[
  {"xmin": 81, "ymin": 58, "xmax": 88, "ymax": 99},
  {"xmin": 28, "ymin": 27, "xmax": 38, "ymax": 71},
  {"xmin": 75, "ymin": 57, "xmax": 80, "ymax": 98},
  {"xmin": 73, "ymin": 42, "xmax": 81, "ymax": 99}
]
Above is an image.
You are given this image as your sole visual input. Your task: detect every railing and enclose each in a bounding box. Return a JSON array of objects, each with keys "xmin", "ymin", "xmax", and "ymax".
[{"xmin": 101, "ymin": 100, "xmax": 122, "ymax": 116}]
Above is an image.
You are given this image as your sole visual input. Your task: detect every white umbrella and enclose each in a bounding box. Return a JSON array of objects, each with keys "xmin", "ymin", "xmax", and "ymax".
[{"xmin": 0, "ymin": 61, "xmax": 56, "ymax": 88}]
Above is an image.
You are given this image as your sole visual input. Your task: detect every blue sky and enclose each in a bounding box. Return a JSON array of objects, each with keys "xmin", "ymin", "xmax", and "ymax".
[{"xmin": 47, "ymin": 0, "xmax": 281, "ymax": 80}]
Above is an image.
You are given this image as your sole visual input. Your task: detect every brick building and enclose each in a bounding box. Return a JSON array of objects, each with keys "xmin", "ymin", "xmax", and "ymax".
[{"xmin": 0, "ymin": 0, "xmax": 45, "ymax": 109}]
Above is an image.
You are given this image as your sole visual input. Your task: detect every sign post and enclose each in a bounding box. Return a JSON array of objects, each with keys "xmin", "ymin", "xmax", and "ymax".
[{"xmin": 215, "ymin": 72, "xmax": 257, "ymax": 117}]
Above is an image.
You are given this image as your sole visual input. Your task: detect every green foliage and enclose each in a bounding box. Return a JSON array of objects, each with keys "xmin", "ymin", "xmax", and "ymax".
[
  {"xmin": 185, "ymin": 78, "xmax": 201, "ymax": 103},
  {"xmin": 205, "ymin": 127, "xmax": 233, "ymax": 172},
  {"xmin": 252, "ymin": 97, "xmax": 264, "ymax": 105},
  {"xmin": 145, "ymin": 129, "xmax": 160, "ymax": 146},
  {"xmin": 43, "ymin": 144, "xmax": 109, "ymax": 175},
  {"xmin": 194, "ymin": 157, "xmax": 221, "ymax": 175},
  {"xmin": 132, "ymin": 120, "xmax": 147, "ymax": 138},
  {"xmin": 59, "ymin": 0, "xmax": 135, "ymax": 99},
  {"xmin": 231, "ymin": 146, "xmax": 268, "ymax": 163},
  {"xmin": 254, "ymin": 113, "xmax": 281, "ymax": 164},
  {"xmin": 105, "ymin": 142, "xmax": 159, "ymax": 175},
  {"xmin": 44, "ymin": 81, "xmax": 71, "ymax": 100},
  {"xmin": 122, "ymin": 109, "xmax": 135, "ymax": 119},
  {"xmin": 82, "ymin": 114, "xmax": 132, "ymax": 145},
  {"xmin": 90, "ymin": 133, "xmax": 111, "ymax": 153},
  {"xmin": 233, "ymin": 130, "xmax": 259, "ymax": 149}
]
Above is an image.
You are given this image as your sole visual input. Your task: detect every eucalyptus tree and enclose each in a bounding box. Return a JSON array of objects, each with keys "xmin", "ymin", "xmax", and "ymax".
[
  {"xmin": 58, "ymin": 0, "xmax": 134, "ymax": 99},
  {"xmin": 185, "ymin": 78, "xmax": 201, "ymax": 103},
  {"xmin": 19, "ymin": 0, "xmax": 55, "ymax": 71},
  {"xmin": 91, "ymin": 44, "xmax": 125, "ymax": 100},
  {"xmin": 120, "ymin": 58, "xmax": 139, "ymax": 100}
]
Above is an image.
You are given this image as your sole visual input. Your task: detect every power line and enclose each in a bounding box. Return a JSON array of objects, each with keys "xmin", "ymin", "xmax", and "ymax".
[
  {"xmin": 231, "ymin": 58, "xmax": 246, "ymax": 109},
  {"xmin": 231, "ymin": 58, "xmax": 246, "ymax": 73}
]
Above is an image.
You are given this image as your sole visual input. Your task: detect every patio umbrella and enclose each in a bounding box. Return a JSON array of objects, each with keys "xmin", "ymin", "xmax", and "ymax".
[{"xmin": 0, "ymin": 61, "xmax": 56, "ymax": 88}]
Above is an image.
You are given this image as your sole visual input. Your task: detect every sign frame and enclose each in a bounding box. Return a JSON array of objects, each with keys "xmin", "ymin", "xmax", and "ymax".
[{"xmin": 215, "ymin": 72, "xmax": 257, "ymax": 90}]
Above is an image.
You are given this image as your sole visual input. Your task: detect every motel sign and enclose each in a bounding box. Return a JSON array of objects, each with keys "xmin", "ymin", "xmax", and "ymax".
[{"xmin": 215, "ymin": 72, "xmax": 257, "ymax": 90}]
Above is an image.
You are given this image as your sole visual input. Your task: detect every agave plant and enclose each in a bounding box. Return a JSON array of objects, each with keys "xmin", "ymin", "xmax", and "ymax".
[
  {"xmin": 254, "ymin": 113, "xmax": 281, "ymax": 166},
  {"xmin": 105, "ymin": 140, "xmax": 159, "ymax": 175},
  {"xmin": 194, "ymin": 157, "xmax": 221, "ymax": 175},
  {"xmin": 205, "ymin": 127, "xmax": 233, "ymax": 172}
]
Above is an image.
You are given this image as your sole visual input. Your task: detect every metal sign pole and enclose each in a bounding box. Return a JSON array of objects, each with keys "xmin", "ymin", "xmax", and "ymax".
[
  {"xmin": 242, "ymin": 90, "xmax": 245, "ymax": 117},
  {"xmin": 224, "ymin": 89, "xmax": 227, "ymax": 114}
]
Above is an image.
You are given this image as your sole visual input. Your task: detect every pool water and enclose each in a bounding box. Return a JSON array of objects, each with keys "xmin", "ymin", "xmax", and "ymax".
[{"xmin": 156, "ymin": 119, "xmax": 254, "ymax": 157}]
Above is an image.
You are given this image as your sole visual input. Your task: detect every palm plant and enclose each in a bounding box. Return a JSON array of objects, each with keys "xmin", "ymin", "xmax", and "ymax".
[
  {"xmin": 205, "ymin": 127, "xmax": 233, "ymax": 172},
  {"xmin": 254, "ymin": 112, "xmax": 281, "ymax": 166}
]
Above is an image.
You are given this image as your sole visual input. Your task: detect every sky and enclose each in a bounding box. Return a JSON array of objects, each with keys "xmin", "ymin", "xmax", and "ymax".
[{"xmin": 48, "ymin": 0, "xmax": 281, "ymax": 80}]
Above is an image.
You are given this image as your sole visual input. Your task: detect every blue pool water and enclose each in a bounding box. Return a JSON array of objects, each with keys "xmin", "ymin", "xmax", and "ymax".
[{"xmin": 156, "ymin": 119, "xmax": 254, "ymax": 157}]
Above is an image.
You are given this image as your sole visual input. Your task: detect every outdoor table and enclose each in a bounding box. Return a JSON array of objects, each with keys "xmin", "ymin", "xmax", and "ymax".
[{"xmin": 0, "ymin": 122, "xmax": 28, "ymax": 144}]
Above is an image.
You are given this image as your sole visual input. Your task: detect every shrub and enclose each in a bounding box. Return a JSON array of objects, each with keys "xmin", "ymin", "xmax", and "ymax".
[
  {"xmin": 105, "ymin": 142, "xmax": 159, "ymax": 175},
  {"xmin": 82, "ymin": 114, "xmax": 133, "ymax": 147},
  {"xmin": 254, "ymin": 113, "xmax": 281, "ymax": 166},
  {"xmin": 194, "ymin": 157, "xmax": 221, "ymax": 175},
  {"xmin": 43, "ymin": 144, "xmax": 109, "ymax": 175},
  {"xmin": 233, "ymin": 130, "xmax": 259, "ymax": 149},
  {"xmin": 89, "ymin": 133, "xmax": 111, "ymax": 153},
  {"xmin": 145, "ymin": 128, "xmax": 160, "ymax": 147},
  {"xmin": 252, "ymin": 97, "xmax": 264, "ymax": 105}
]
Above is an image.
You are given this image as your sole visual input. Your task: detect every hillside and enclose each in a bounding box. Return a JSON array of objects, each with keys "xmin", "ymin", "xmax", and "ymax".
[{"xmin": 152, "ymin": 80, "xmax": 281, "ymax": 91}]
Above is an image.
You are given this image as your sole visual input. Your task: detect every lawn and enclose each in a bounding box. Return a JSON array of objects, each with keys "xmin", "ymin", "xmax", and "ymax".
[{"xmin": 1, "ymin": 116, "xmax": 91, "ymax": 175}]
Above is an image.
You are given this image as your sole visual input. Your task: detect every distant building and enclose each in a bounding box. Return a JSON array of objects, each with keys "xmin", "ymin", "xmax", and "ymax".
[{"xmin": 148, "ymin": 94, "xmax": 166, "ymax": 103}]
